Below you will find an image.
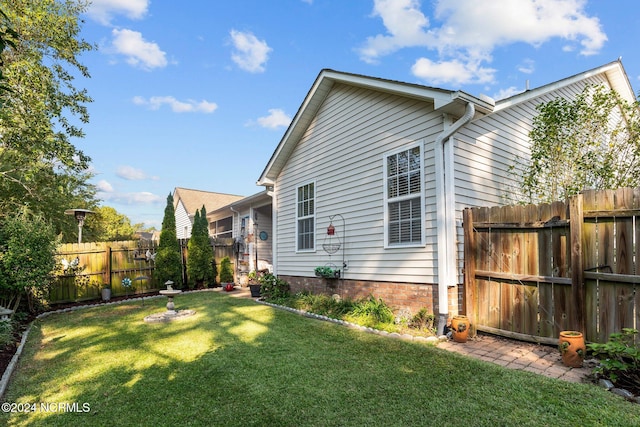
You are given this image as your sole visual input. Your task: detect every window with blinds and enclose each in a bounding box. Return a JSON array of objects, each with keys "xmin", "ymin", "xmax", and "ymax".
[
  {"xmin": 384, "ymin": 144, "xmax": 424, "ymax": 246},
  {"xmin": 296, "ymin": 182, "xmax": 315, "ymax": 251}
]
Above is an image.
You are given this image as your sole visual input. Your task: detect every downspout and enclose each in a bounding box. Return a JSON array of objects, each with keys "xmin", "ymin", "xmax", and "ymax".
[
  {"xmin": 266, "ymin": 186, "xmax": 276, "ymax": 275},
  {"xmin": 435, "ymin": 102, "xmax": 475, "ymax": 335}
]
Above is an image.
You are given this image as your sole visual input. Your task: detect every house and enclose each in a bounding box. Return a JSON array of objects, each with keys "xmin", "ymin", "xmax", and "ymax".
[
  {"xmin": 207, "ymin": 190, "xmax": 273, "ymax": 284},
  {"xmin": 257, "ymin": 60, "xmax": 635, "ymax": 333},
  {"xmin": 172, "ymin": 187, "xmax": 244, "ymax": 239}
]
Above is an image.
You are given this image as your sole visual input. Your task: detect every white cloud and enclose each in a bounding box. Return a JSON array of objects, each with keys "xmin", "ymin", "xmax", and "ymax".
[
  {"xmin": 359, "ymin": 0, "xmax": 433, "ymax": 64},
  {"xmin": 116, "ymin": 166, "xmax": 159, "ymax": 181},
  {"xmin": 517, "ymin": 58, "xmax": 535, "ymax": 74},
  {"xmin": 230, "ymin": 30, "xmax": 272, "ymax": 73},
  {"xmin": 87, "ymin": 0, "xmax": 149, "ymax": 25},
  {"xmin": 132, "ymin": 96, "xmax": 218, "ymax": 113},
  {"xmin": 111, "ymin": 28, "xmax": 167, "ymax": 70},
  {"xmin": 256, "ymin": 109, "xmax": 292, "ymax": 129},
  {"xmin": 360, "ymin": 0, "xmax": 607, "ymax": 85},
  {"xmin": 411, "ymin": 57, "xmax": 495, "ymax": 85},
  {"xmin": 493, "ymin": 86, "xmax": 524, "ymax": 100},
  {"xmin": 99, "ymin": 191, "xmax": 164, "ymax": 205},
  {"xmin": 96, "ymin": 180, "xmax": 114, "ymax": 192}
]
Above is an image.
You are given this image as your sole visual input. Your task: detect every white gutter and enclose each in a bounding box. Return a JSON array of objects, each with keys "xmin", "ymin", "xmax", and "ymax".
[
  {"xmin": 266, "ymin": 186, "xmax": 277, "ymax": 275},
  {"xmin": 434, "ymin": 102, "xmax": 475, "ymax": 335}
]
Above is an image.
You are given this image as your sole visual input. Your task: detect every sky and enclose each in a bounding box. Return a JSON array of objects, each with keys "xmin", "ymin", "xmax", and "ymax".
[{"xmin": 75, "ymin": 0, "xmax": 640, "ymax": 229}]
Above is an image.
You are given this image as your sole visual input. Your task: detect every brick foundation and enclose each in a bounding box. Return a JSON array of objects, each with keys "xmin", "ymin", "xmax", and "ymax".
[{"xmin": 278, "ymin": 275, "xmax": 462, "ymax": 319}]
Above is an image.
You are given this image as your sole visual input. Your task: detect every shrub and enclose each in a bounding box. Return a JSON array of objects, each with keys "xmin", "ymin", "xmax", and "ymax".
[
  {"xmin": 219, "ymin": 256, "xmax": 234, "ymax": 283},
  {"xmin": 0, "ymin": 211, "xmax": 58, "ymax": 314},
  {"xmin": 588, "ymin": 328, "xmax": 640, "ymax": 395},
  {"xmin": 293, "ymin": 292, "xmax": 355, "ymax": 318},
  {"xmin": 0, "ymin": 320, "xmax": 14, "ymax": 348},
  {"xmin": 349, "ymin": 295, "xmax": 394, "ymax": 326},
  {"xmin": 155, "ymin": 193, "xmax": 183, "ymax": 289},
  {"xmin": 410, "ymin": 308, "xmax": 436, "ymax": 333},
  {"xmin": 258, "ymin": 273, "xmax": 290, "ymax": 302},
  {"xmin": 187, "ymin": 207, "xmax": 214, "ymax": 288}
]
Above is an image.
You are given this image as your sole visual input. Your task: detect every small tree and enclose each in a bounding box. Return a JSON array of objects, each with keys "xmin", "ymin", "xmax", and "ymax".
[
  {"xmin": 186, "ymin": 206, "xmax": 214, "ymax": 288},
  {"xmin": 0, "ymin": 210, "xmax": 58, "ymax": 314},
  {"xmin": 154, "ymin": 193, "xmax": 183, "ymax": 289},
  {"xmin": 219, "ymin": 256, "xmax": 234, "ymax": 284},
  {"xmin": 516, "ymin": 85, "xmax": 640, "ymax": 203}
]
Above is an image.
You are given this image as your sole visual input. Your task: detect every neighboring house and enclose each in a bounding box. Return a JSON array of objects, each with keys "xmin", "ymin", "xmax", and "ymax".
[
  {"xmin": 173, "ymin": 187, "xmax": 244, "ymax": 239},
  {"xmin": 257, "ymin": 60, "xmax": 635, "ymax": 331},
  {"xmin": 207, "ymin": 190, "xmax": 273, "ymax": 284}
]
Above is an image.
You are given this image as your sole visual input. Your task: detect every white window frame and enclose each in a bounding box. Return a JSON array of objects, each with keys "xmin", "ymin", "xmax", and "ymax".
[
  {"xmin": 296, "ymin": 181, "xmax": 316, "ymax": 252},
  {"xmin": 383, "ymin": 141, "xmax": 425, "ymax": 248}
]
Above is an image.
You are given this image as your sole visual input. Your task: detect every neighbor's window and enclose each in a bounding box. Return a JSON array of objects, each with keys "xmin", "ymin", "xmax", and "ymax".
[
  {"xmin": 384, "ymin": 143, "xmax": 424, "ymax": 246},
  {"xmin": 297, "ymin": 182, "xmax": 315, "ymax": 251}
]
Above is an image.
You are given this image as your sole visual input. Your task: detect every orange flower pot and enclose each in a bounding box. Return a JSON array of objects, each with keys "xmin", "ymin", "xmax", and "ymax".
[
  {"xmin": 451, "ymin": 315, "xmax": 470, "ymax": 343},
  {"xmin": 558, "ymin": 331, "xmax": 586, "ymax": 367}
]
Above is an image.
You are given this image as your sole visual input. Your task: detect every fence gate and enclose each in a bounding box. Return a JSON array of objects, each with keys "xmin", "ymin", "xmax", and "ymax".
[{"xmin": 463, "ymin": 188, "xmax": 640, "ymax": 345}]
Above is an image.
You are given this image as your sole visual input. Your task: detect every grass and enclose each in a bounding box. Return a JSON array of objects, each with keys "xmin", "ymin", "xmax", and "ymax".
[{"xmin": 2, "ymin": 291, "xmax": 640, "ymax": 426}]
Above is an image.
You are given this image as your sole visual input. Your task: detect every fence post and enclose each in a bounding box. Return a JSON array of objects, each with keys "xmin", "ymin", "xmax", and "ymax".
[
  {"xmin": 462, "ymin": 208, "xmax": 476, "ymax": 336},
  {"xmin": 569, "ymin": 194, "xmax": 585, "ymax": 333},
  {"xmin": 104, "ymin": 245, "xmax": 112, "ymax": 287}
]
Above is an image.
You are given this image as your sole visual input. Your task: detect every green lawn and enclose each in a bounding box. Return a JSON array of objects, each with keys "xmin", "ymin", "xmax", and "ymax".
[{"xmin": 2, "ymin": 291, "xmax": 639, "ymax": 426}]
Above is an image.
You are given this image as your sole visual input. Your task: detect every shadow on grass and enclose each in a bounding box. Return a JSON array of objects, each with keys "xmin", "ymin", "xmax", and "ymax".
[{"xmin": 2, "ymin": 291, "xmax": 640, "ymax": 427}]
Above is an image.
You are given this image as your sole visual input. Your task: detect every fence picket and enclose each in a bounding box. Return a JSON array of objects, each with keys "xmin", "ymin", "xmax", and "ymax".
[{"xmin": 464, "ymin": 186, "xmax": 640, "ymax": 344}]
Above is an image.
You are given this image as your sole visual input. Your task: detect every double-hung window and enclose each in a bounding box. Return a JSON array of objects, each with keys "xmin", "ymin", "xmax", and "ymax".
[
  {"xmin": 384, "ymin": 143, "xmax": 424, "ymax": 247},
  {"xmin": 296, "ymin": 182, "xmax": 315, "ymax": 251}
]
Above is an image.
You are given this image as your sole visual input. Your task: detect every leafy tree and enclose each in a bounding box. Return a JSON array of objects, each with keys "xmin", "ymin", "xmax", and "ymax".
[
  {"xmin": 89, "ymin": 206, "xmax": 141, "ymax": 242},
  {"xmin": 0, "ymin": 0, "xmax": 97, "ymax": 225},
  {"xmin": 155, "ymin": 193, "xmax": 183, "ymax": 289},
  {"xmin": 0, "ymin": 209, "xmax": 58, "ymax": 314},
  {"xmin": 516, "ymin": 85, "xmax": 640, "ymax": 203}
]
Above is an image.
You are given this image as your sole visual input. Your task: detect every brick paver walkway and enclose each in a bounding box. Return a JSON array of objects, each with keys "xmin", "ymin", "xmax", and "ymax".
[{"xmin": 437, "ymin": 333, "xmax": 590, "ymax": 383}]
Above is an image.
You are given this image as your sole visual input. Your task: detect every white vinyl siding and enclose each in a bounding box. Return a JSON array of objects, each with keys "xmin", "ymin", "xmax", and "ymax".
[
  {"xmin": 296, "ymin": 182, "xmax": 315, "ymax": 251},
  {"xmin": 384, "ymin": 143, "xmax": 424, "ymax": 247},
  {"xmin": 275, "ymin": 83, "xmax": 440, "ymax": 282}
]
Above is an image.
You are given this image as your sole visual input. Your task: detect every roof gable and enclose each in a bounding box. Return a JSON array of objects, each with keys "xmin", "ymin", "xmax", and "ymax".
[
  {"xmin": 495, "ymin": 59, "xmax": 634, "ymax": 111},
  {"xmin": 256, "ymin": 69, "xmax": 494, "ymax": 186},
  {"xmin": 173, "ymin": 187, "xmax": 244, "ymax": 216}
]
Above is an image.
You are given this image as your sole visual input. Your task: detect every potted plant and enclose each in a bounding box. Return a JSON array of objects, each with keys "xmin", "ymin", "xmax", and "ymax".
[
  {"xmin": 558, "ymin": 330, "xmax": 586, "ymax": 367},
  {"xmin": 220, "ymin": 256, "xmax": 234, "ymax": 291},
  {"xmin": 248, "ymin": 270, "xmax": 261, "ymax": 297},
  {"xmin": 450, "ymin": 315, "xmax": 470, "ymax": 343},
  {"xmin": 314, "ymin": 266, "xmax": 340, "ymax": 279},
  {"xmin": 101, "ymin": 284, "xmax": 111, "ymax": 301}
]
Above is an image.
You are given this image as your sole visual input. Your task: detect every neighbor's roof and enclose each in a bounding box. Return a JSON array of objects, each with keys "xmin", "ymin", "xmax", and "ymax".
[
  {"xmin": 256, "ymin": 68, "xmax": 495, "ymax": 186},
  {"xmin": 173, "ymin": 187, "xmax": 244, "ymax": 216}
]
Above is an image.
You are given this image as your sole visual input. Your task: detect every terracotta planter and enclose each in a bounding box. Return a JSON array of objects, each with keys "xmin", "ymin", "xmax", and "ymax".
[
  {"xmin": 451, "ymin": 315, "xmax": 470, "ymax": 343},
  {"xmin": 558, "ymin": 331, "xmax": 586, "ymax": 367}
]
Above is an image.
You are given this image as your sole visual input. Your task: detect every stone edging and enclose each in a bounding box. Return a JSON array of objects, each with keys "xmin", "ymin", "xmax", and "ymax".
[{"xmin": 256, "ymin": 299, "xmax": 446, "ymax": 344}]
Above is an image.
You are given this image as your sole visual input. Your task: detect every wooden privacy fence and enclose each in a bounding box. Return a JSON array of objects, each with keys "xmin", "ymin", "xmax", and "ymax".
[
  {"xmin": 52, "ymin": 240, "xmax": 158, "ymax": 303},
  {"xmin": 52, "ymin": 239, "xmax": 236, "ymax": 304},
  {"xmin": 463, "ymin": 187, "xmax": 640, "ymax": 345}
]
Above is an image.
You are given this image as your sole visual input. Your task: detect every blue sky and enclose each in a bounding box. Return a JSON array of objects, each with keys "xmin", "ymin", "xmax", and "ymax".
[{"xmin": 77, "ymin": 0, "xmax": 640, "ymax": 229}]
